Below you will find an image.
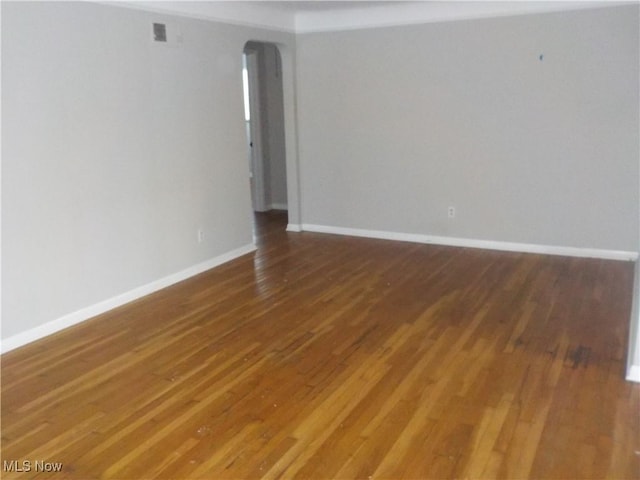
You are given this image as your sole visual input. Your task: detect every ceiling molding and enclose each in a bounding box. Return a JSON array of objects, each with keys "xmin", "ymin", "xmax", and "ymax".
[
  {"xmin": 105, "ymin": 1, "xmax": 298, "ymax": 32},
  {"xmin": 294, "ymin": 1, "xmax": 633, "ymax": 33},
  {"xmin": 99, "ymin": 1, "xmax": 636, "ymax": 34}
]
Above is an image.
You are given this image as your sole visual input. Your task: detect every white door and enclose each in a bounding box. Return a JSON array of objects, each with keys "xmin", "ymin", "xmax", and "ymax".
[{"xmin": 243, "ymin": 50, "xmax": 268, "ymax": 212}]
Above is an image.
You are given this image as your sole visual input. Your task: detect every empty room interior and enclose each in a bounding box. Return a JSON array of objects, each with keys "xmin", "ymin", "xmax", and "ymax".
[{"xmin": 2, "ymin": 1, "xmax": 640, "ymax": 478}]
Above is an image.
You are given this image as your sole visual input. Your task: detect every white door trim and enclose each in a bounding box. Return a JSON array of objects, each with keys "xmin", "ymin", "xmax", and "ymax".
[{"xmin": 245, "ymin": 49, "xmax": 268, "ymax": 212}]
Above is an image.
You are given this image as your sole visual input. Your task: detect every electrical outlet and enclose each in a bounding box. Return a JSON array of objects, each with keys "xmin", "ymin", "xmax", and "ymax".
[
  {"xmin": 197, "ymin": 228, "xmax": 205, "ymax": 243},
  {"xmin": 448, "ymin": 206, "xmax": 456, "ymax": 219}
]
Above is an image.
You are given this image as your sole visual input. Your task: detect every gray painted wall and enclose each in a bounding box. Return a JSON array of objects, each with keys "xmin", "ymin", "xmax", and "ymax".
[
  {"xmin": 1, "ymin": 2, "xmax": 294, "ymax": 340},
  {"xmin": 296, "ymin": 5, "xmax": 639, "ymax": 252}
]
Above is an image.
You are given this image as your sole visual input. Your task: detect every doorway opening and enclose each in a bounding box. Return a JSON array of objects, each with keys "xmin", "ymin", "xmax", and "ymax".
[{"xmin": 242, "ymin": 42, "xmax": 288, "ymax": 238}]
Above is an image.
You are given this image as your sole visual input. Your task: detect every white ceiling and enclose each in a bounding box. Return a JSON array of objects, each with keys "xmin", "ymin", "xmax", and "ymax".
[
  {"xmin": 118, "ymin": 1, "xmax": 631, "ymax": 33},
  {"xmin": 259, "ymin": 1, "xmax": 416, "ymax": 12}
]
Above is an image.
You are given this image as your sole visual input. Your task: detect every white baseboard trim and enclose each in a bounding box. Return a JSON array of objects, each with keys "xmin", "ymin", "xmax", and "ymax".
[
  {"xmin": 300, "ymin": 224, "xmax": 638, "ymax": 262},
  {"xmin": 626, "ymin": 365, "xmax": 640, "ymax": 383},
  {"xmin": 1, "ymin": 243, "xmax": 257, "ymax": 354},
  {"xmin": 269, "ymin": 203, "xmax": 288, "ymax": 211},
  {"xmin": 286, "ymin": 224, "xmax": 302, "ymax": 232}
]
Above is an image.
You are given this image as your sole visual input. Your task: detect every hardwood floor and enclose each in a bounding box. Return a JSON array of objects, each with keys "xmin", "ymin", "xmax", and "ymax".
[{"xmin": 2, "ymin": 210, "xmax": 639, "ymax": 479}]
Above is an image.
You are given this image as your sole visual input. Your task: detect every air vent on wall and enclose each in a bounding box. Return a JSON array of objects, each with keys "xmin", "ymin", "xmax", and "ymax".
[{"xmin": 153, "ymin": 23, "xmax": 167, "ymax": 42}]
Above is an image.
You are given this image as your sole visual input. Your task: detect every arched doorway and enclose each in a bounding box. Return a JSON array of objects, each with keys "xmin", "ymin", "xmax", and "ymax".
[{"xmin": 242, "ymin": 41, "xmax": 288, "ymax": 220}]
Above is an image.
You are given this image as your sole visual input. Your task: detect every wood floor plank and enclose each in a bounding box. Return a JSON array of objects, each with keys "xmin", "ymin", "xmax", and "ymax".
[{"xmin": 2, "ymin": 211, "xmax": 638, "ymax": 479}]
